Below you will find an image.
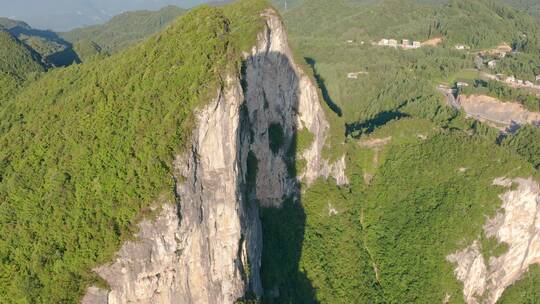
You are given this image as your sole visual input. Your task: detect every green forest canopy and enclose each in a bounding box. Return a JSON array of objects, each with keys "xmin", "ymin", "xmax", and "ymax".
[
  {"xmin": 0, "ymin": 29, "xmax": 45, "ymax": 100},
  {"xmin": 61, "ymin": 5, "xmax": 186, "ymax": 57},
  {"xmin": 0, "ymin": 0, "xmax": 540, "ymax": 303},
  {"xmin": 0, "ymin": 29, "xmax": 44, "ymax": 78},
  {"xmin": 258, "ymin": 0, "xmax": 540, "ymax": 303},
  {"xmin": 0, "ymin": 1, "xmax": 266, "ymax": 302}
]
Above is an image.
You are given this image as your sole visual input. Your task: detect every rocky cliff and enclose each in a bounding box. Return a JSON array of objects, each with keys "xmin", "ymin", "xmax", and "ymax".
[
  {"xmin": 448, "ymin": 177, "xmax": 540, "ymax": 304},
  {"xmin": 82, "ymin": 8, "xmax": 345, "ymax": 304}
]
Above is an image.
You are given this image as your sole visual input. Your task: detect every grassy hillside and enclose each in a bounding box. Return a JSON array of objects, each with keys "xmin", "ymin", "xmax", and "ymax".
[
  {"xmin": 0, "ymin": 1, "xmax": 267, "ymax": 302},
  {"xmin": 61, "ymin": 6, "xmax": 186, "ymax": 57}
]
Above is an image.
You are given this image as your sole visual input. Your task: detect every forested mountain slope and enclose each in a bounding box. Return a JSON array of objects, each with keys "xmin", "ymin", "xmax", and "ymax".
[
  {"xmin": 0, "ymin": 29, "xmax": 44, "ymax": 99},
  {"xmin": 1, "ymin": 6, "xmax": 187, "ymax": 65},
  {"xmin": 0, "ymin": 1, "xmax": 266, "ymax": 302},
  {"xmin": 0, "ymin": 17, "xmax": 78, "ymax": 67},
  {"xmin": 0, "ymin": 29, "xmax": 44, "ymax": 77},
  {"xmin": 258, "ymin": 0, "xmax": 540, "ymax": 303},
  {"xmin": 503, "ymin": 0, "xmax": 540, "ymax": 18},
  {"xmin": 1, "ymin": 0, "xmax": 540, "ymax": 303},
  {"xmin": 61, "ymin": 6, "xmax": 186, "ymax": 57}
]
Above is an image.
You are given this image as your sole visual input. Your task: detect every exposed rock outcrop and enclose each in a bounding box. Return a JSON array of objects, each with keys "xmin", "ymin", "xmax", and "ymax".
[
  {"xmin": 447, "ymin": 177, "xmax": 540, "ymax": 304},
  {"xmin": 84, "ymin": 76, "xmax": 258, "ymax": 304},
  {"xmin": 82, "ymin": 8, "xmax": 344, "ymax": 304},
  {"xmin": 246, "ymin": 10, "xmax": 349, "ymax": 193}
]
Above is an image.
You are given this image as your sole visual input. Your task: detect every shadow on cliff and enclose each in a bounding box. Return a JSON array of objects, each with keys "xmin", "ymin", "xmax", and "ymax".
[
  {"xmin": 345, "ymin": 111, "xmax": 409, "ymax": 138},
  {"xmin": 305, "ymin": 57, "xmax": 343, "ymax": 118},
  {"xmin": 241, "ymin": 51, "xmax": 317, "ymax": 303}
]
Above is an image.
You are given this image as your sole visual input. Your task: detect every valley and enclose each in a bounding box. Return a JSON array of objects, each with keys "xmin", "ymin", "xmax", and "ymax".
[{"xmin": 0, "ymin": 0, "xmax": 540, "ymax": 303}]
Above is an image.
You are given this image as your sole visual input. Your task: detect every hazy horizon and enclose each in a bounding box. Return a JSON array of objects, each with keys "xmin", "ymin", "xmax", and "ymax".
[{"xmin": 0, "ymin": 0, "xmax": 223, "ymax": 31}]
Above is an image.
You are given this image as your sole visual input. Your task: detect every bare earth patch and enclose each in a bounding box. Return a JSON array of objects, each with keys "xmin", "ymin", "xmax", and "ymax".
[
  {"xmin": 358, "ymin": 136, "xmax": 392, "ymax": 149},
  {"xmin": 421, "ymin": 37, "xmax": 443, "ymax": 46},
  {"xmin": 459, "ymin": 95, "xmax": 540, "ymax": 129}
]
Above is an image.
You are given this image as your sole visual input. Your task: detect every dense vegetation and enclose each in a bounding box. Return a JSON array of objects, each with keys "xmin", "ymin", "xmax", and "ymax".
[
  {"xmin": 1, "ymin": 5, "xmax": 184, "ymax": 67},
  {"xmin": 502, "ymin": 126, "xmax": 540, "ymax": 169},
  {"xmin": 1, "ymin": 0, "xmax": 539, "ymax": 302},
  {"xmin": 361, "ymin": 129, "xmax": 534, "ymax": 303},
  {"xmin": 494, "ymin": 52, "xmax": 540, "ymax": 81},
  {"xmin": 0, "ymin": 29, "xmax": 44, "ymax": 77},
  {"xmin": 503, "ymin": 0, "xmax": 540, "ymax": 19},
  {"xmin": 499, "ymin": 266, "xmax": 540, "ymax": 303},
  {"xmin": 61, "ymin": 6, "xmax": 186, "ymax": 57},
  {"xmin": 0, "ymin": 1, "xmax": 267, "ymax": 302},
  {"xmin": 0, "ymin": 29, "xmax": 44, "ymax": 101},
  {"xmin": 259, "ymin": 0, "xmax": 540, "ymax": 303}
]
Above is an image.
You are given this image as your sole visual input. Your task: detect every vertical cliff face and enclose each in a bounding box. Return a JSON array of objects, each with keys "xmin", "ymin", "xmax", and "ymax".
[
  {"xmin": 447, "ymin": 177, "xmax": 540, "ymax": 304},
  {"xmin": 243, "ymin": 10, "xmax": 348, "ymax": 210},
  {"xmin": 83, "ymin": 75, "xmax": 258, "ymax": 304},
  {"xmin": 82, "ymin": 9, "xmax": 345, "ymax": 304}
]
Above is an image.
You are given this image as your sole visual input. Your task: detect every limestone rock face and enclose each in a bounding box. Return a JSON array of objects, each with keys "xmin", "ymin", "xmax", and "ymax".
[
  {"xmin": 448, "ymin": 177, "xmax": 540, "ymax": 304},
  {"xmin": 82, "ymin": 9, "xmax": 343, "ymax": 304},
  {"xmin": 244, "ymin": 10, "xmax": 348, "ymax": 210},
  {"xmin": 257, "ymin": 12, "xmax": 351, "ymax": 187},
  {"xmin": 84, "ymin": 76, "xmax": 256, "ymax": 304}
]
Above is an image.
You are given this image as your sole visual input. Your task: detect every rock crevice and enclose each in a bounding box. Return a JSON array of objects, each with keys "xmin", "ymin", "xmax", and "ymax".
[{"xmin": 82, "ymin": 9, "xmax": 346, "ymax": 304}]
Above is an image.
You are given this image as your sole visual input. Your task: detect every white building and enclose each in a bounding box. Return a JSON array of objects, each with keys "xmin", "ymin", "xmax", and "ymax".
[
  {"xmin": 525, "ymin": 81, "xmax": 534, "ymax": 87},
  {"xmin": 378, "ymin": 39, "xmax": 389, "ymax": 46},
  {"xmin": 402, "ymin": 39, "xmax": 410, "ymax": 46},
  {"xmin": 388, "ymin": 39, "xmax": 398, "ymax": 47},
  {"xmin": 412, "ymin": 41, "xmax": 421, "ymax": 48},
  {"xmin": 347, "ymin": 71, "xmax": 368, "ymax": 79},
  {"xmin": 536, "ymin": 75, "xmax": 540, "ymax": 82},
  {"xmin": 455, "ymin": 44, "xmax": 465, "ymax": 50},
  {"xmin": 506, "ymin": 76, "xmax": 516, "ymax": 83},
  {"xmin": 487, "ymin": 60, "xmax": 497, "ymax": 69}
]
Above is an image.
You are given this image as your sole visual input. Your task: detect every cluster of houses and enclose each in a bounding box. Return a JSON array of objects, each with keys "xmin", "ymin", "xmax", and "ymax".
[
  {"xmin": 478, "ymin": 71, "xmax": 540, "ymax": 91},
  {"xmin": 377, "ymin": 38, "xmax": 421, "ymax": 49},
  {"xmin": 501, "ymin": 75, "xmax": 538, "ymax": 88},
  {"xmin": 478, "ymin": 43, "xmax": 515, "ymax": 70},
  {"xmin": 347, "ymin": 39, "xmax": 365, "ymax": 45}
]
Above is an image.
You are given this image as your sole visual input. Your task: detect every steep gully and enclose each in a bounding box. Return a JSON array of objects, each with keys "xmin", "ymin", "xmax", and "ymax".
[{"xmin": 82, "ymin": 9, "xmax": 347, "ymax": 304}]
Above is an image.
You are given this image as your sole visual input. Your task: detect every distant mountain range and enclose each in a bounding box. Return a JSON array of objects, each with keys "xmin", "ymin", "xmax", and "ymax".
[
  {"xmin": 0, "ymin": 0, "xmax": 228, "ymax": 31},
  {"xmin": 0, "ymin": 5, "xmax": 188, "ymax": 66}
]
